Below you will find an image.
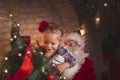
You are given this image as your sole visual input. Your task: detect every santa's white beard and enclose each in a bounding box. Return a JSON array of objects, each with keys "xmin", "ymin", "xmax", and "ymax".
[
  {"xmin": 61, "ymin": 46, "xmax": 88, "ymax": 79},
  {"xmin": 67, "ymin": 46, "xmax": 88, "ymax": 64}
]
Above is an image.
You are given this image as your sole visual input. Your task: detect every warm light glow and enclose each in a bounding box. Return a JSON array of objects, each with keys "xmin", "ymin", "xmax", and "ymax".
[
  {"xmin": 95, "ymin": 17, "xmax": 100, "ymax": 26},
  {"xmin": 10, "ymin": 38, "xmax": 13, "ymax": 41},
  {"xmin": 4, "ymin": 57, "xmax": 8, "ymax": 61},
  {"xmin": 18, "ymin": 53, "xmax": 22, "ymax": 57},
  {"xmin": 59, "ymin": 76, "xmax": 62, "ymax": 79},
  {"xmin": 27, "ymin": 51, "xmax": 31, "ymax": 54},
  {"xmin": 80, "ymin": 24, "xmax": 86, "ymax": 36},
  {"xmin": 40, "ymin": 52, "xmax": 43, "ymax": 55},
  {"xmin": 9, "ymin": 14, "xmax": 13, "ymax": 17},
  {"xmin": 17, "ymin": 24, "xmax": 20, "ymax": 26},
  {"xmin": 4, "ymin": 69, "xmax": 8, "ymax": 73},
  {"xmin": 63, "ymin": 77, "xmax": 66, "ymax": 79},
  {"xmin": 33, "ymin": 49, "xmax": 36, "ymax": 53},
  {"xmin": 14, "ymin": 35, "xmax": 17, "ymax": 39},
  {"xmin": 80, "ymin": 29, "xmax": 85, "ymax": 36},
  {"xmin": 104, "ymin": 3, "xmax": 108, "ymax": 7},
  {"xmin": 96, "ymin": 17, "xmax": 100, "ymax": 22}
]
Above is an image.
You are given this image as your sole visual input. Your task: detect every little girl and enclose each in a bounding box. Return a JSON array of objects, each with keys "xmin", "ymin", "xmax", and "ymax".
[{"xmin": 27, "ymin": 21, "xmax": 76, "ymax": 80}]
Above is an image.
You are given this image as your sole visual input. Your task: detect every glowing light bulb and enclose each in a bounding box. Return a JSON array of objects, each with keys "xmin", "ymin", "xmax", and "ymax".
[
  {"xmin": 17, "ymin": 24, "xmax": 20, "ymax": 26},
  {"xmin": 10, "ymin": 38, "xmax": 13, "ymax": 41},
  {"xmin": 4, "ymin": 57, "xmax": 8, "ymax": 61},
  {"xmin": 40, "ymin": 52, "xmax": 43, "ymax": 55},
  {"xmin": 9, "ymin": 14, "xmax": 13, "ymax": 17},
  {"xmin": 4, "ymin": 69, "xmax": 8, "ymax": 73},
  {"xmin": 14, "ymin": 35, "xmax": 17, "ymax": 39},
  {"xmin": 80, "ymin": 29, "xmax": 85, "ymax": 36},
  {"xmin": 27, "ymin": 51, "xmax": 31, "ymax": 54},
  {"xmin": 96, "ymin": 17, "xmax": 100, "ymax": 22},
  {"xmin": 18, "ymin": 53, "xmax": 22, "ymax": 57},
  {"xmin": 63, "ymin": 77, "xmax": 66, "ymax": 79},
  {"xmin": 59, "ymin": 76, "xmax": 62, "ymax": 79},
  {"xmin": 104, "ymin": 3, "xmax": 108, "ymax": 7}
]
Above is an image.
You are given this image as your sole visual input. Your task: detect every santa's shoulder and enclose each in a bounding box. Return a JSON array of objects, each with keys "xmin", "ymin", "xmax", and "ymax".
[{"xmin": 81, "ymin": 57, "xmax": 94, "ymax": 69}]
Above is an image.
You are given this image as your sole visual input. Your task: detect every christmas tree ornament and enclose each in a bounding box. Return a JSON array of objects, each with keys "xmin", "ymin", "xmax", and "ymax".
[{"xmin": 47, "ymin": 73, "xmax": 55, "ymax": 80}]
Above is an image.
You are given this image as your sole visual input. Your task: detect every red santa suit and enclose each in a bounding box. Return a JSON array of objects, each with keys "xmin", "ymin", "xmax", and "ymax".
[
  {"xmin": 72, "ymin": 57, "xmax": 96, "ymax": 80},
  {"xmin": 63, "ymin": 31, "xmax": 96, "ymax": 80}
]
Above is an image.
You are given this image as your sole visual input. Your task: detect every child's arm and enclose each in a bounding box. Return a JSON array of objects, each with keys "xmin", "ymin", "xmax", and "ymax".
[
  {"xmin": 55, "ymin": 52, "xmax": 76, "ymax": 73},
  {"xmin": 52, "ymin": 47, "xmax": 76, "ymax": 73},
  {"xmin": 55, "ymin": 62, "xmax": 70, "ymax": 73}
]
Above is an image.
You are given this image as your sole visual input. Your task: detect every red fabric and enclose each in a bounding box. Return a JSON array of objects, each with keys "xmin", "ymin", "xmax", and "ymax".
[
  {"xmin": 36, "ymin": 40, "xmax": 40, "ymax": 47},
  {"xmin": 72, "ymin": 58, "xmax": 96, "ymax": 80},
  {"xmin": 21, "ymin": 36, "xmax": 30, "ymax": 45},
  {"xmin": 6, "ymin": 43, "xmax": 34, "ymax": 80},
  {"xmin": 112, "ymin": 60, "xmax": 120, "ymax": 80},
  {"xmin": 103, "ymin": 54, "xmax": 114, "ymax": 61}
]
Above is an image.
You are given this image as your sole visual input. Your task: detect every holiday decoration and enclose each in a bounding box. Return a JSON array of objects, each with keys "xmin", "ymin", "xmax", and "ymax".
[
  {"xmin": 0, "ymin": 24, "xmax": 28, "ymax": 79},
  {"xmin": 38, "ymin": 21, "xmax": 49, "ymax": 33},
  {"xmin": 0, "ymin": 24, "xmax": 56, "ymax": 80},
  {"xmin": 47, "ymin": 73, "xmax": 55, "ymax": 80},
  {"xmin": 26, "ymin": 46, "xmax": 52, "ymax": 80}
]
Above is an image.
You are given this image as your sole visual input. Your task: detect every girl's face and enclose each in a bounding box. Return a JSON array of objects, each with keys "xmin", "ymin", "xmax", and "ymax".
[{"xmin": 43, "ymin": 33, "xmax": 60, "ymax": 56}]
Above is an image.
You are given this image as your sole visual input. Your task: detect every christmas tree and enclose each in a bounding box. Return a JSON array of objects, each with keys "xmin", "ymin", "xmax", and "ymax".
[{"xmin": 0, "ymin": 13, "xmax": 67, "ymax": 80}]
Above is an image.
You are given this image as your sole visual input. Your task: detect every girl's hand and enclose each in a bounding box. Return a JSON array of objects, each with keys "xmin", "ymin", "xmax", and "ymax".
[{"xmin": 55, "ymin": 62, "xmax": 70, "ymax": 73}]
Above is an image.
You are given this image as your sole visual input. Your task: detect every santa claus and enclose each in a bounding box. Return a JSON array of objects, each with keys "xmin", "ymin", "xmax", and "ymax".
[{"xmin": 61, "ymin": 31, "xmax": 96, "ymax": 80}]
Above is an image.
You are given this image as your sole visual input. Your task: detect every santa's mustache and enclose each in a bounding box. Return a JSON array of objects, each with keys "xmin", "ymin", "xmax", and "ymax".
[{"xmin": 66, "ymin": 46, "xmax": 88, "ymax": 64}]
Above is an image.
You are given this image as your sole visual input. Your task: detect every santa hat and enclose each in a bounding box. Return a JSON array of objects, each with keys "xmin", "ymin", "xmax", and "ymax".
[{"xmin": 66, "ymin": 31, "xmax": 85, "ymax": 48}]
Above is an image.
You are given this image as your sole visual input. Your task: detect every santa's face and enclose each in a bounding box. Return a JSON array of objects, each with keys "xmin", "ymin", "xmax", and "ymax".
[
  {"xmin": 65, "ymin": 40, "xmax": 83, "ymax": 58},
  {"xmin": 64, "ymin": 40, "xmax": 80, "ymax": 48}
]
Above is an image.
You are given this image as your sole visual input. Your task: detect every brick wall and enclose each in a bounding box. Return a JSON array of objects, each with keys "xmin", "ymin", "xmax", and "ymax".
[{"xmin": 84, "ymin": 22, "xmax": 103, "ymax": 80}]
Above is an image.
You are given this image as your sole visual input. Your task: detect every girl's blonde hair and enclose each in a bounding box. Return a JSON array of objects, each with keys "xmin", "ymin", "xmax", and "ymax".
[{"xmin": 43, "ymin": 22, "xmax": 64, "ymax": 41}]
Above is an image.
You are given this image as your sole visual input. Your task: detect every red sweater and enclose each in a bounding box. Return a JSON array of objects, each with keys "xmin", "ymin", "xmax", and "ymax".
[{"xmin": 72, "ymin": 58, "xmax": 96, "ymax": 80}]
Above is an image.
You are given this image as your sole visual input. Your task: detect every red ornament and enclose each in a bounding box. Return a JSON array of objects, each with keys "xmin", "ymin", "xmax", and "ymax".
[
  {"xmin": 38, "ymin": 21, "xmax": 49, "ymax": 33},
  {"xmin": 47, "ymin": 73, "xmax": 55, "ymax": 80}
]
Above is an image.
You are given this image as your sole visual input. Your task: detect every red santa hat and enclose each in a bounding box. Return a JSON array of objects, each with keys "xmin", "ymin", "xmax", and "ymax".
[{"xmin": 66, "ymin": 31, "xmax": 85, "ymax": 49}]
